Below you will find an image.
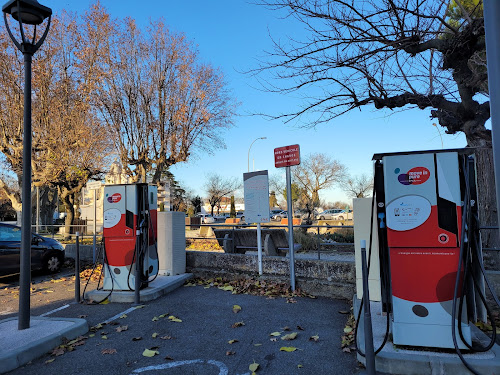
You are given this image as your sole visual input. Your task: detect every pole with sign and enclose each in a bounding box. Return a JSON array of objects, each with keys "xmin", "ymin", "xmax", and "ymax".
[
  {"xmin": 87, "ymin": 181, "xmax": 102, "ymax": 263},
  {"xmin": 274, "ymin": 144, "xmax": 300, "ymax": 291},
  {"xmin": 243, "ymin": 170, "xmax": 270, "ymax": 275}
]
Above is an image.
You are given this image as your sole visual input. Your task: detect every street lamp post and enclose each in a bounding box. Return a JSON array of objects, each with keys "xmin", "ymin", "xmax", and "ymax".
[
  {"xmin": 2, "ymin": 0, "xmax": 52, "ymax": 330},
  {"xmin": 248, "ymin": 137, "xmax": 267, "ymax": 172}
]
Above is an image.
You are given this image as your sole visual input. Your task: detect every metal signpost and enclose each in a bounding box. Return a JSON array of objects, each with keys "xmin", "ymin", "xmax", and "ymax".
[
  {"xmin": 243, "ymin": 170, "xmax": 270, "ymax": 275},
  {"xmin": 274, "ymin": 144, "xmax": 300, "ymax": 291},
  {"xmin": 87, "ymin": 181, "xmax": 102, "ymax": 263}
]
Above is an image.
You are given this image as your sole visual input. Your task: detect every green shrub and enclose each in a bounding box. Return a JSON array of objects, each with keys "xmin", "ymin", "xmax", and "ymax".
[
  {"xmin": 293, "ymin": 231, "xmax": 318, "ymax": 250},
  {"xmin": 326, "ymin": 228, "xmax": 354, "ymax": 243}
]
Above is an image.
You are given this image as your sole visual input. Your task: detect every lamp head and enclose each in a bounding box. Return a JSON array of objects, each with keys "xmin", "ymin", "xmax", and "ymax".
[{"xmin": 2, "ymin": 0, "xmax": 52, "ymax": 25}]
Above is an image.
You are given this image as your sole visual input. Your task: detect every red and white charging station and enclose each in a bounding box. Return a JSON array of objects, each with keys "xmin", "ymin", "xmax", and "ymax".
[
  {"xmin": 102, "ymin": 183, "xmax": 158, "ymax": 291},
  {"xmin": 376, "ymin": 150, "xmax": 471, "ymax": 349}
]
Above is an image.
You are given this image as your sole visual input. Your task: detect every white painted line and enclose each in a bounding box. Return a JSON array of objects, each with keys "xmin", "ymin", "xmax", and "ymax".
[
  {"xmin": 39, "ymin": 304, "xmax": 70, "ymax": 317},
  {"xmin": 101, "ymin": 306, "xmax": 138, "ymax": 325},
  {"xmin": 130, "ymin": 360, "xmax": 228, "ymax": 375}
]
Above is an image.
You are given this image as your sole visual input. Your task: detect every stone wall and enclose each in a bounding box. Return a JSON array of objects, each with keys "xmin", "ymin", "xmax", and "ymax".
[{"xmin": 186, "ymin": 251, "xmax": 356, "ymax": 300}]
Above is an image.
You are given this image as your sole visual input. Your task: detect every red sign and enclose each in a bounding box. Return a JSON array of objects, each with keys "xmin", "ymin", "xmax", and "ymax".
[
  {"xmin": 274, "ymin": 144, "xmax": 300, "ymax": 168},
  {"xmin": 107, "ymin": 193, "xmax": 122, "ymax": 203}
]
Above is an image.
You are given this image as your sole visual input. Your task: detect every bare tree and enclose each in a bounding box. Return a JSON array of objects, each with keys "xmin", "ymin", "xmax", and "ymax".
[
  {"xmin": 292, "ymin": 153, "xmax": 347, "ymax": 205},
  {"xmin": 341, "ymin": 174, "xmax": 374, "ymax": 198},
  {"xmin": 205, "ymin": 173, "xmax": 241, "ymax": 216},
  {"xmin": 257, "ymin": 1, "xmax": 498, "ymax": 251},
  {"xmin": 88, "ymin": 5, "xmax": 237, "ymax": 184}
]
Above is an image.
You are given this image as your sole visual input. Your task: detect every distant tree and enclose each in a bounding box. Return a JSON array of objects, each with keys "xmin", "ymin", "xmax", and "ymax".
[
  {"xmin": 190, "ymin": 196, "xmax": 202, "ymax": 215},
  {"xmin": 258, "ymin": 0, "xmax": 498, "ymax": 253},
  {"xmin": 282, "ymin": 183, "xmax": 301, "ymax": 206},
  {"xmin": 230, "ymin": 195, "xmax": 236, "ymax": 218},
  {"xmin": 269, "ymin": 191, "xmax": 278, "ymax": 208},
  {"xmin": 205, "ymin": 173, "xmax": 241, "ymax": 216},
  {"xmin": 292, "ymin": 153, "xmax": 346, "ymax": 205},
  {"xmin": 341, "ymin": 174, "xmax": 374, "ymax": 198}
]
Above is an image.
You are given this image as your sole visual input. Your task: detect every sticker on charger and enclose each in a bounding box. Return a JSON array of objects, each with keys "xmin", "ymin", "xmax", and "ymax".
[{"xmin": 386, "ymin": 195, "xmax": 431, "ymax": 231}]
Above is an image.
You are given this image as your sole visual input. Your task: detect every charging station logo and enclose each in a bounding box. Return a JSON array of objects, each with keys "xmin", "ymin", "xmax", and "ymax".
[
  {"xmin": 395, "ymin": 166, "xmax": 430, "ymax": 185},
  {"xmin": 107, "ymin": 193, "xmax": 122, "ymax": 203}
]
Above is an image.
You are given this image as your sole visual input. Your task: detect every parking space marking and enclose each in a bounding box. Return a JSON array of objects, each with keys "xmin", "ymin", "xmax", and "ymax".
[
  {"xmin": 130, "ymin": 359, "xmax": 229, "ymax": 374},
  {"xmin": 39, "ymin": 304, "xmax": 70, "ymax": 317},
  {"xmin": 102, "ymin": 306, "xmax": 138, "ymax": 324}
]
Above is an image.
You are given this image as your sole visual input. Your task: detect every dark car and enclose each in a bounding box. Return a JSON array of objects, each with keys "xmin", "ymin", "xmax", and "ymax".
[{"xmin": 0, "ymin": 223, "xmax": 65, "ymax": 277}]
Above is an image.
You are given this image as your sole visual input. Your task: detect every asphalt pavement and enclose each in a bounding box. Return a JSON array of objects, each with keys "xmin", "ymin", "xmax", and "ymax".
[{"xmin": 2, "ymin": 279, "xmax": 360, "ymax": 375}]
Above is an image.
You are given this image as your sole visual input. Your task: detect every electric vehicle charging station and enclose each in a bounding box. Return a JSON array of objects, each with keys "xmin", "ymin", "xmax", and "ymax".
[
  {"xmin": 102, "ymin": 183, "xmax": 159, "ymax": 291},
  {"xmin": 371, "ymin": 149, "xmax": 490, "ymax": 351}
]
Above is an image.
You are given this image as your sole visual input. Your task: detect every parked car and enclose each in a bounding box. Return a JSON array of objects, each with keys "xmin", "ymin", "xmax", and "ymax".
[
  {"xmin": 330, "ymin": 209, "xmax": 353, "ymax": 221},
  {"xmin": 316, "ymin": 209, "xmax": 344, "ymax": 220},
  {"xmin": 236, "ymin": 212, "xmax": 245, "ymax": 221},
  {"xmin": 0, "ymin": 223, "xmax": 65, "ymax": 277},
  {"xmin": 271, "ymin": 211, "xmax": 287, "ymax": 221},
  {"xmin": 195, "ymin": 214, "xmax": 215, "ymax": 224},
  {"xmin": 295, "ymin": 209, "xmax": 319, "ymax": 220}
]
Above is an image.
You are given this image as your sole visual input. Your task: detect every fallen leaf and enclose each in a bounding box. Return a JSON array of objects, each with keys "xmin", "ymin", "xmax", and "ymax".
[
  {"xmin": 254, "ymin": 344, "xmax": 262, "ymax": 347},
  {"xmin": 160, "ymin": 336, "xmax": 173, "ymax": 340},
  {"xmin": 281, "ymin": 332, "xmax": 298, "ymax": 341},
  {"xmin": 231, "ymin": 321, "xmax": 245, "ymax": 328},
  {"xmin": 298, "ymin": 364, "xmax": 303, "ymax": 368},
  {"xmin": 228, "ymin": 339, "xmax": 238, "ymax": 344},
  {"xmin": 309, "ymin": 335, "xmax": 319, "ymax": 342},
  {"xmin": 168, "ymin": 315, "xmax": 182, "ymax": 322},
  {"xmin": 283, "ymin": 326, "xmax": 290, "ymax": 331},
  {"xmin": 99, "ymin": 299, "xmax": 110, "ymax": 304},
  {"xmin": 232, "ymin": 305, "xmax": 242, "ymax": 313},
  {"xmin": 101, "ymin": 335, "xmax": 108, "ymax": 340},
  {"xmin": 344, "ymin": 327, "xmax": 353, "ymax": 334},
  {"xmin": 152, "ymin": 317, "xmax": 160, "ymax": 322},
  {"xmin": 338, "ymin": 310, "xmax": 349, "ymax": 314},
  {"xmin": 45, "ymin": 358, "xmax": 55, "ymax": 364},
  {"xmin": 159, "ymin": 313, "xmax": 168, "ymax": 318},
  {"xmin": 297, "ymin": 325, "xmax": 305, "ymax": 331},
  {"xmin": 89, "ymin": 334, "xmax": 95, "ymax": 338},
  {"xmin": 249, "ymin": 362, "xmax": 259, "ymax": 372},
  {"xmin": 342, "ymin": 347, "xmax": 351, "ymax": 353},
  {"xmin": 119, "ymin": 314, "xmax": 127, "ymax": 319},
  {"xmin": 116, "ymin": 325, "xmax": 128, "ymax": 333},
  {"xmin": 142, "ymin": 348, "xmax": 159, "ymax": 357},
  {"xmin": 226, "ymin": 351, "xmax": 235, "ymax": 356},
  {"xmin": 101, "ymin": 348, "xmax": 117, "ymax": 355},
  {"xmin": 286, "ymin": 298, "xmax": 297, "ymax": 303},
  {"xmin": 134, "ymin": 305, "xmax": 145, "ymax": 309},
  {"xmin": 132, "ymin": 337, "xmax": 143, "ymax": 341},
  {"xmin": 165, "ymin": 355, "xmax": 174, "ymax": 360},
  {"xmin": 280, "ymin": 346, "xmax": 297, "ymax": 352},
  {"xmin": 270, "ymin": 338, "xmax": 278, "ymax": 342},
  {"xmin": 51, "ymin": 347, "xmax": 65, "ymax": 356},
  {"xmin": 222, "ymin": 285, "xmax": 234, "ymax": 291},
  {"xmin": 269, "ymin": 332, "xmax": 281, "ymax": 337},
  {"xmin": 152, "ymin": 333, "xmax": 159, "ymax": 338}
]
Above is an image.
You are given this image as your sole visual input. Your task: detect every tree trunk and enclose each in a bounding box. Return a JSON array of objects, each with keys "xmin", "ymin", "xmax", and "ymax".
[
  {"xmin": 60, "ymin": 191, "xmax": 75, "ymax": 239},
  {"xmin": 471, "ymin": 146, "xmax": 500, "ymax": 270}
]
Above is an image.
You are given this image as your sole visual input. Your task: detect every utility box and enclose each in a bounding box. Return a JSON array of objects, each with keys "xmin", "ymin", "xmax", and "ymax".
[
  {"xmin": 375, "ymin": 150, "xmax": 471, "ymax": 349},
  {"xmin": 157, "ymin": 211, "xmax": 186, "ymax": 276},
  {"xmin": 353, "ymin": 197, "xmax": 381, "ymax": 302},
  {"xmin": 102, "ymin": 183, "xmax": 158, "ymax": 291}
]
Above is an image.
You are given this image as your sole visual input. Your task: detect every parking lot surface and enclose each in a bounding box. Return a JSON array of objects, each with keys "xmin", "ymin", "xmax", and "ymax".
[{"xmin": 1, "ymin": 273, "xmax": 360, "ymax": 375}]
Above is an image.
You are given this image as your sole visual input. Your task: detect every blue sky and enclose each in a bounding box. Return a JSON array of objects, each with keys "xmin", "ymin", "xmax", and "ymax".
[{"xmin": 45, "ymin": 0, "xmax": 467, "ymax": 204}]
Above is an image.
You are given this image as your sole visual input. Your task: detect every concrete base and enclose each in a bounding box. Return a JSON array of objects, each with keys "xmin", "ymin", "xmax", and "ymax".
[
  {"xmin": 354, "ymin": 296, "xmax": 500, "ymax": 375},
  {"xmin": 0, "ymin": 316, "xmax": 88, "ymax": 374},
  {"xmin": 85, "ymin": 273, "xmax": 192, "ymax": 303}
]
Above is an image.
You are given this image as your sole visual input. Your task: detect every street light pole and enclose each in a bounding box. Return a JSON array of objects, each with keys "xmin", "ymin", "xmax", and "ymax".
[
  {"xmin": 3, "ymin": 0, "xmax": 52, "ymax": 330},
  {"xmin": 248, "ymin": 137, "xmax": 267, "ymax": 172}
]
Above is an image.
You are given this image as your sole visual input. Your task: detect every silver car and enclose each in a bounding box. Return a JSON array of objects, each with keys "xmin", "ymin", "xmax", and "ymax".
[{"xmin": 316, "ymin": 209, "xmax": 344, "ymax": 220}]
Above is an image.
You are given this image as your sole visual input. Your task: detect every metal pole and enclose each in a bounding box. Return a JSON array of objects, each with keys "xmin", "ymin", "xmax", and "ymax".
[
  {"xmin": 36, "ymin": 186, "xmax": 40, "ymax": 233},
  {"xmin": 247, "ymin": 137, "xmax": 266, "ymax": 172},
  {"xmin": 93, "ymin": 189, "xmax": 97, "ymax": 263},
  {"xmin": 257, "ymin": 222, "xmax": 263, "ymax": 275},
  {"xmin": 286, "ymin": 166, "xmax": 296, "ymax": 291},
  {"xmin": 75, "ymin": 232, "xmax": 81, "ymax": 303},
  {"xmin": 484, "ymin": 0, "xmax": 500, "ymax": 241},
  {"xmin": 361, "ymin": 240, "xmax": 376, "ymax": 375},
  {"xmin": 18, "ymin": 51, "xmax": 33, "ymax": 330}
]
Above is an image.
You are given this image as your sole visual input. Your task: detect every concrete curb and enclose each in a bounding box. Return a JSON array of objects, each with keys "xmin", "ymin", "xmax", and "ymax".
[
  {"xmin": 354, "ymin": 297, "xmax": 500, "ymax": 375},
  {"xmin": 85, "ymin": 273, "xmax": 192, "ymax": 303},
  {"xmin": 0, "ymin": 316, "xmax": 88, "ymax": 374}
]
